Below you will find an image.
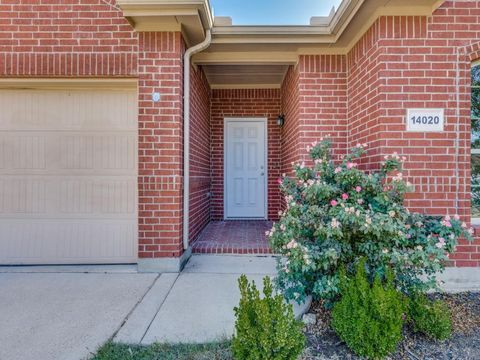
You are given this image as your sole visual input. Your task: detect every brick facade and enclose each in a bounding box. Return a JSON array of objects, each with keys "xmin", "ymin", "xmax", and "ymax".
[
  {"xmin": 279, "ymin": 1, "xmax": 480, "ymax": 266},
  {"xmin": 2, "ymin": 0, "xmax": 480, "ymax": 265},
  {"xmin": 0, "ymin": 0, "xmax": 137, "ymax": 76},
  {"xmin": 189, "ymin": 66, "xmax": 211, "ymax": 243},
  {"xmin": 137, "ymin": 32, "xmax": 184, "ymax": 259},
  {"xmin": 280, "ymin": 56, "xmax": 347, "ymax": 174},
  {"xmin": 299, "ymin": 55, "xmax": 348, "ymax": 162},
  {"xmin": 346, "ymin": 3, "xmax": 480, "ymax": 266},
  {"xmin": 211, "ymin": 89, "xmax": 282, "ymax": 221},
  {"xmin": 280, "ymin": 65, "xmax": 301, "ymax": 176}
]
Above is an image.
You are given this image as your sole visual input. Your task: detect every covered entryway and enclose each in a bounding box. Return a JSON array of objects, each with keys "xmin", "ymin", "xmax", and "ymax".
[
  {"xmin": 0, "ymin": 80, "xmax": 138, "ymax": 265},
  {"xmin": 224, "ymin": 118, "xmax": 267, "ymax": 219},
  {"xmin": 187, "ymin": 64, "xmax": 288, "ymax": 254}
]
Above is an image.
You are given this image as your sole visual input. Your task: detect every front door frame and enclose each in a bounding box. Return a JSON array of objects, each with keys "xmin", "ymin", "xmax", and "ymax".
[{"xmin": 223, "ymin": 117, "xmax": 268, "ymax": 220}]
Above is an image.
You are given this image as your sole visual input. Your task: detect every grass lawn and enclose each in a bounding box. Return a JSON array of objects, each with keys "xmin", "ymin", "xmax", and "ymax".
[{"xmin": 92, "ymin": 341, "xmax": 232, "ymax": 360}]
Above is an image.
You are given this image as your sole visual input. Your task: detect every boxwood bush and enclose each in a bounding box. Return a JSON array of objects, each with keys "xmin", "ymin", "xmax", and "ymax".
[
  {"xmin": 232, "ymin": 275, "xmax": 305, "ymax": 360},
  {"xmin": 331, "ymin": 260, "xmax": 406, "ymax": 359},
  {"xmin": 409, "ymin": 293, "xmax": 452, "ymax": 341}
]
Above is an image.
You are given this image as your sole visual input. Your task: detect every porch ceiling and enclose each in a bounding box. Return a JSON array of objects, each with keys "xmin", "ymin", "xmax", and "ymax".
[{"xmin": 202, "ymin": 64, "xmax": 289, "ymax": 89}]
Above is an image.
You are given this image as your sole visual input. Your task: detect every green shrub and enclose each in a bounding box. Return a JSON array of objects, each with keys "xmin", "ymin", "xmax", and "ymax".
[
  {"xmin": 268, "ymin": 138, "xmax": 474, "ymax": 305},
  {"xmin": 409, "ymin": 293, "xmax": 452, "ymax": 341},
  {"xmin": 232, "ymin": 275, "xmax": 305, "ymax": 360},
  {"xmin": 331, "ymin": 260, "xmax": 406, "ymax": 359}
]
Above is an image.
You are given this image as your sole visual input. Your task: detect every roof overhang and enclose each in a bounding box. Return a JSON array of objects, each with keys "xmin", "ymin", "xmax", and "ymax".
[
  {"xmin": 196, "ymin": 0, "xmax": 444, "ymax": 65},
  {"xmin": 117, "ymin": 0, "xmax": 445, "ymax": 88},
  {"xmin": 116, "ymin": 0, "xmax": 213, "ymax": 46}
]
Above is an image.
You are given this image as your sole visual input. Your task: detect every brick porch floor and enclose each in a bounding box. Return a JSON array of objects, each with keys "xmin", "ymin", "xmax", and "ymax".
[{"xmin": 191, "ymin": 220, "xmax": 273, "ymax": 254}]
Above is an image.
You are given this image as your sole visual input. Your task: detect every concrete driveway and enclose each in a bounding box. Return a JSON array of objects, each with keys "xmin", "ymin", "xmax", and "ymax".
[{"xmin": 0, "ymin": 267, "xmax": 157, "ymax": 360}]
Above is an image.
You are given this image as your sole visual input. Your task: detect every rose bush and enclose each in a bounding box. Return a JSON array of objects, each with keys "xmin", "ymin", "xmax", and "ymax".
[{"xmin": 268, "ymin": 138, "xmax": 473, "ymax": 305}]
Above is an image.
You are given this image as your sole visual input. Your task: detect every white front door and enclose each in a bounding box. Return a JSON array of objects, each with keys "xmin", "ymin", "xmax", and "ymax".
[{"xmin": 225, "ymin": 119, "xmax": 267, "ymax": 219}]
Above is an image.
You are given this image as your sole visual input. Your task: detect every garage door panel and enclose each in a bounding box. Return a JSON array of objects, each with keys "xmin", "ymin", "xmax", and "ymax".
[
  {"xmin": 0, "ymin": 90, "xmax": 137, "ymax": 131},
  {"xmin": 0, "ymin": 176, "xmax": 136, "ymax": 218},
  {"xmin": 60, "ymin": 134, "xmax": 137, "ymax": 172},
  {"xmin": 0, "ymin": 177, "xmax": 47, "ymax": 214},
  {"xmin": 0, "ymin": 132, "xmax": 136, "ymax": 175},
  {"xmin": 0, "ymin": 219, "xmax": 137, "ymax": 264},
  {"xmin": 59, "ymin": 178, "xmax": 136, "ymax": 215},
  {"xmin": 0, "ymin": 86, "xmax": 138, "ymax": 265}
]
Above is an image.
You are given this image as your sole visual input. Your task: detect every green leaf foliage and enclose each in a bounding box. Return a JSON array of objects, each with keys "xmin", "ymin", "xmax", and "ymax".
[
  {"xmin": 268, "ymin": 138, "xmax": 474, "ymax": 305},
  {"xmin": 331, "ymin": 260, "xmax": 406, "ymax": 359},
  {"xmin": 409, "ymin": 293, "xmax": 452, "ymax": 341},
  {"xmin": 232, "ymin": 275, "xmax": 305, "ymax": 360}
]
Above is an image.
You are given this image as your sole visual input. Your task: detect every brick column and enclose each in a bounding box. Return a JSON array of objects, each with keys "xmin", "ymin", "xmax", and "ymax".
[
  {"xmin": 298, "ymin": 55, "xmax": 348, "ymax": 162},
  {"xmin": 280, "ymin": 55, "xmax": 348, "ymax": 175},
  {"xmin": 137, "ymin": 32, "xmax": 187, "ymax": 272}
]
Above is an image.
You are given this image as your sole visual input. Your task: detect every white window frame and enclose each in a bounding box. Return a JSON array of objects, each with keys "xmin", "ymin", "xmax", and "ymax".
[{"xmin": 471, "ymin": 60, "xmax": 480, "ymax": 225}]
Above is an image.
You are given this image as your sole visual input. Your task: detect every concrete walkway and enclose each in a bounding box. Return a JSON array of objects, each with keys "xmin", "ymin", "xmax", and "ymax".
[
  {"xmin": 0, "ymin": 255, "xmax": 287, "ymax": 359},
  {"xmin": 114, "ymin": 255, "xmax": 278, "ymax": 344}
]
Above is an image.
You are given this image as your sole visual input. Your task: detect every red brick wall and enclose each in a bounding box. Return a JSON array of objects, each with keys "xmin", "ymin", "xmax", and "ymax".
[
  {"xmin": 0, "ymin": 0, "xmax": 137, "ymax": 76},
  {"xmin": 189, "ymin": 65, "xmax": 211, "ymax": 243},
  {"xmin": 298, "ymin": 55, "xmax": 347, "ymax": 162},
  {"xmin": 347, "ymin": 21, "xmax": 385, "ymax": 170},
  {"xmin": 211, "ymin": 89, "xmax": 282, "ymax": 220},
  {"xmin": 137, "ymin": 32, "xmax": 184, "ymax": 259},
  {"xmin": 279, "ymin": 55, "xmax": 347, "ymax": 178},
  {"xmin": 343, "ymin": 1, "xmax": 480, "ymax": 266},
  {"xmin": 281, "ymin": 65, "xmax": 301, "ymax": 176}
]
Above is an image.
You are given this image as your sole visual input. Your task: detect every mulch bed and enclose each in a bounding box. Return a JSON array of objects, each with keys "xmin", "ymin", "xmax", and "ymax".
[{"xmin": 301, "ymin": 292, "xmax": 480, "ymax": 360}]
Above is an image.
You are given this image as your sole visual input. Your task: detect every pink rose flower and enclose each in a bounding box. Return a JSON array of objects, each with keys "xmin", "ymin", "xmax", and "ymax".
[
  {"xmin": 436, "ymin": 237, "xmax": 446, "ymax": 249},
  {"xmin": 346, "ymin": 162, "xmax": 356, "ymax": 169},
  {"xmin": 355, "ymin": 186, "xmax": 362, "ymax": 192},
  {"xmin": 342, "ymin": 193, "xmax": 349, "ymax": 200},
  {"xmin": 277, "ymin": 177, "xmax": 282, "ymax": 184},
  {"xmin": 334, "ymin": 167, "xmax": 342, "ymax": 174},
  {"xmin": 330, "ymin": 200, "xmax": 338, "ymax": 207}
]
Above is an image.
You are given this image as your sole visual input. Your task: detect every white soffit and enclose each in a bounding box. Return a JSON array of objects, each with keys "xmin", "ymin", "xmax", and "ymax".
[{"xmin": 202, "ymin": 64, "xmax": 289, "ymax": 89}]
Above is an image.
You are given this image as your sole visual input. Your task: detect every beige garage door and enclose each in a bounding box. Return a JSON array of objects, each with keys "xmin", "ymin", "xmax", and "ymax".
[{"xmin": 0, "ymin": 82, "xmax": 138, "ymax": 264}]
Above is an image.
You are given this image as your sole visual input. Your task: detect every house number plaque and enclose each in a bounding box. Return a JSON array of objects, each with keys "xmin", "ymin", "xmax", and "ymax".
[{"xmin": 406, "ymin": 108, "xmax": 444, "ymax": 132}]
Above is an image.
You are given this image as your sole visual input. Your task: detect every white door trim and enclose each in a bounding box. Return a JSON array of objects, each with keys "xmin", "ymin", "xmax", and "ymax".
[{"xmin": 223, "ymin": 117, "xmax": 268, "ymax": 220}]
